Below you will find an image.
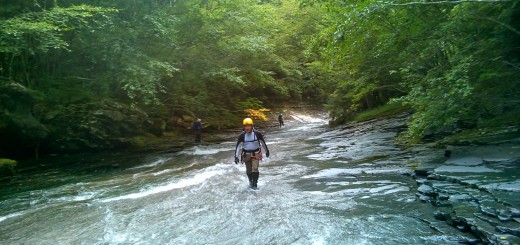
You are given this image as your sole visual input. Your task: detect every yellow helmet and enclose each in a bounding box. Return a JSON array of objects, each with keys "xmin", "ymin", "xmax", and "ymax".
[{"xmin": 243, "ymin": 118, "xmax": 253, "ymax": 125}]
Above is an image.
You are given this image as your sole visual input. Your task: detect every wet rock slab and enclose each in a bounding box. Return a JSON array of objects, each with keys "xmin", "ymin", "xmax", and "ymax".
[
  {"xmin": 412, "ymin": 141, "xmax": 520, "ymax": 244},
  {"xmin": 306, "ymin": 113, "xmax": 519, "ymax": 244}
]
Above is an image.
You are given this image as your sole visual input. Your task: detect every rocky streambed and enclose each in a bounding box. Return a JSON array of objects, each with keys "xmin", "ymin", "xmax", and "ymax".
[
  {"xmin": 411, "ymin": 139, "xmax": 520, "ymax": 244},
  {"xmin": 265, "ymin": 110, "xmax": 520, "ymax": 244},
  {"xmin": 342, "ymin": 114, "xmax": 520, "ymax": 245}
]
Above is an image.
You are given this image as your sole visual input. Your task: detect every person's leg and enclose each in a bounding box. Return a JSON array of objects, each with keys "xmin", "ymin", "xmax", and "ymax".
[
  {"xmin": 194, "ymin": 129, "xmax": 201, "ymax": 143},
  {"xmin": 251, "ymin": 159, "xmax": 260, "ymax": 188},
  {"xmin": 245, "ymin": 159, "xmax": 253, "ymax": 187}
]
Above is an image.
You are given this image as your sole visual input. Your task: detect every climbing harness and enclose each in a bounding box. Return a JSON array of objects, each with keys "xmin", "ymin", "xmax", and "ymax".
[{"xmin": 241, "ymin": 148, "xmax": 263, "ymax": 161}]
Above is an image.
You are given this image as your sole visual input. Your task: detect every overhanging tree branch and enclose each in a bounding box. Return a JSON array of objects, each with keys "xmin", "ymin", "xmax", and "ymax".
[{"xmin": 483, "ymin": 16, "xmax": 520, "ymax": 36}]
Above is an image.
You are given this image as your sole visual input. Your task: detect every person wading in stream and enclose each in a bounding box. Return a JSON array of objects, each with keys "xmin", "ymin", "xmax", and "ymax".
[
  {"xmin": 193, "ymin": 118, "xmax": 202, "ymax": 143},
  {"xmin": 234, "ymin": 117, "xmax": 270, "ymax": 189},
  {"xmin": 278, "ymin": 113, "xmax": 284, "ymax": 127}
]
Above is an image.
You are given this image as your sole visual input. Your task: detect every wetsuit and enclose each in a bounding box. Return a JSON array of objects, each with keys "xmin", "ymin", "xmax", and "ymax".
[{"xmin": 234, "ymin": 130, "xmax": 270, "ymax": 188}]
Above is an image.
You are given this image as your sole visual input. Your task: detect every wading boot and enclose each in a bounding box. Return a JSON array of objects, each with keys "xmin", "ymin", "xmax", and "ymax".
[
  {"xmin": 247, "ymin": 173, "xmax": 253, "ymax": 187},
  {"xmin": 252, "ymin": 172, "xmax": 259, "ymax": 189}
]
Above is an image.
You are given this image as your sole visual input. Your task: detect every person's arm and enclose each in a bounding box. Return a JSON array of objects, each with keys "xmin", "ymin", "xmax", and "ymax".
[
  {"xmin": 256, "ymin": 132, "xmax": 270, "ymax": 157},
  {"xmin": 234, "ymin": 132, "xmax": 245, "ymax": 163}
]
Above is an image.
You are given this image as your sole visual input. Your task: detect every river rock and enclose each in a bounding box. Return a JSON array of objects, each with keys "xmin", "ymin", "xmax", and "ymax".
[
  {"xmin": 418, "ymin": 184, "xmax": 437, "ymax": 197},
  {"xmin": 445, "ymin": 156, "xmax": 484, "ymax": 166},
  {"xmin": 511, "ymin": 208, "xmax": 520, "ymax": 218},
  {"xmin": 413, "ymin": 168, "xmax": 431, "ymax": 177},
  {"xmin": 433, "ymin": 210, "xmax": 450, "ymax": 221},
  {"xmin": 497, "ymin": 226, "xmax": 520, "ymax": 236}
]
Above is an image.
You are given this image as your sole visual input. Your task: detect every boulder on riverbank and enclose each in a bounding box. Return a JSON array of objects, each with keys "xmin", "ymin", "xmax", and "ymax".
[{"xmin": 0, "ymin": 158, "xmax": 17, "ymax": 176}]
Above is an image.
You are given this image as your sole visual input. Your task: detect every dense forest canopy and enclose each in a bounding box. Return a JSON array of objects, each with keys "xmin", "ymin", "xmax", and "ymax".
[{"xmin": 0, "ymin": 0, "xmax": 518, "ymax": 159}]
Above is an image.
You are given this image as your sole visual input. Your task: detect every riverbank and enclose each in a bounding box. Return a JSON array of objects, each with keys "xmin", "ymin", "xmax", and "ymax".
[
  {"xmin": 342, "ymin": 111, "xmax": 520, "ymax": 244},
  {"xmin": 409, "ymin": 128, "xmax": 520, "ymax": 244}
]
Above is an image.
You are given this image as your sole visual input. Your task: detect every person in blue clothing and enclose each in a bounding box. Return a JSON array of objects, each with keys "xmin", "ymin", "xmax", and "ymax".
[
  {"xmin": 193, "ymin": 118, "xmax": 202, "ymax": 143},
  {"xmin": 278, "ymin": 113, "xmax": 284, "ymax": 127},
  {"xmin": 234, "ymin": 118, "xmax": 270, "ymax": 189}
]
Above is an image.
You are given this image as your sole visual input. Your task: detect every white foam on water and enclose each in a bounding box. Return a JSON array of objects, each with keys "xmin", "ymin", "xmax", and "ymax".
[
  {"xmin": 53, "ymin": 190, "xmax": 102, "ymax": 202},
  {"xmin": 287, "ymin": 125, "xmax": 315, "ymax": 132},
  {"xmin": 0, "ymin": 211, "xmax": 24, "ymax": 223},
  {"xmin": 384, "ymin": 186, "xmax": 410, "ymax": 194},
  {"xmin": 263, "ymin": 138, "xmax": 285, "ymax": 145},
  {"xmin": 302, "ymin": 168, "xmax": 402, "ymax": 179},
  {"xmin": 149, "ymin": 161, "xmax": 200, "ymax": 176},
  {"xmin": 100, "ymin": 163, "xmax": 229, "ymax": 203},
  {"xmin": 290, "ymin": 114, "xmax": 328, "ymax": 124},
  {"xmin": 306, "ymin": 152, "xmax": 340, "ymax": 160},
  {"xmin": 151, "ymin": 169, "xmax": 174, "ymax": 176},
  {"xmin": 128, "ymin": 158, "xmax": 170, "ymax": 170},
  {"xmin": 181, "ymin": 145, "xmax": 229, "ymax": 155},
  {"xmin": 367, "ymin": 183, "xmax": 403, "ymax": 193}
]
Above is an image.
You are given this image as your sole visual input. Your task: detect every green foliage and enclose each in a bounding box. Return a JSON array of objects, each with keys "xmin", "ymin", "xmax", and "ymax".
[
  {"xmin": 0, "ymin": 5, "xmax": 116, "ymax": 82},
  {"xmin": 394, "ymin": 2, "xmax": 519, "ymax": 142},
  {"xmin": 313, "ymin": 0, "xmax": 520, "ymax": 142},
  {"xmin": 2, "ymin": 0, "xmax": 518, "ymax": 158},
  {"xmin": 0, "ymin": 158, "xmax": 17, "ymax": 175},
  {"xmin": 397, "ymin": 57, "xmax": 474, "ymax": 140},
  {"xmin": 238, "ymin": 97, "xmax": 265, "ymax": 111},
  {"xmin": 204, "ymin": 68, "xmax": 245, "ymax": 85},
  {"xmin": 156, "ymin": 0, "xmax": 327, "ymax": 128},
  {"xmin": 309, "ymin": 0, "xmax": 408, "ymax": 122},
  {"xmin": 354, "ymin": 102, "xmax": 410, "ymax": 122}
]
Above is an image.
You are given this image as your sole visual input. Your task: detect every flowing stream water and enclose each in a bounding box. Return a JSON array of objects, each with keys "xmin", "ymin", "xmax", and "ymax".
[{"xmin": 0, "ymin": 113, "xmax": 481, "ymax": 244}]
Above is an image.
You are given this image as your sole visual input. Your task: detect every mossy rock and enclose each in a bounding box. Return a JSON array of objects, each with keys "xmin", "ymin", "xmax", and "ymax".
[
  {"xmin": 0, "ymin": 158, "xmax": 17, "ymax": 176},
  {"xmin": 130, "ymin": 136, "xmax": 147, "ymax": 148}
]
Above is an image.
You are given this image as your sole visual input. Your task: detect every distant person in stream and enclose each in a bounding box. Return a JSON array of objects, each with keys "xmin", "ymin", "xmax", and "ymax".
[
  {"xmin": 278, "ymin": 113, "xmax": 284, "ymax": 127},
  {"xmin": 234, "ymin": 117, "xmax": 270, "ymax": 189},
  {"xmin": 193, "ymin": 118, "xmax": 202, "ymax": 143}
]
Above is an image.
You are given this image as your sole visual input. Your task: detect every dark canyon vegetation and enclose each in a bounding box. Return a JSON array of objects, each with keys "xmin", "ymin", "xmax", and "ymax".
[{"xmin": 1, "ymin": 0, "xmax": 519, "ymax": 168}]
